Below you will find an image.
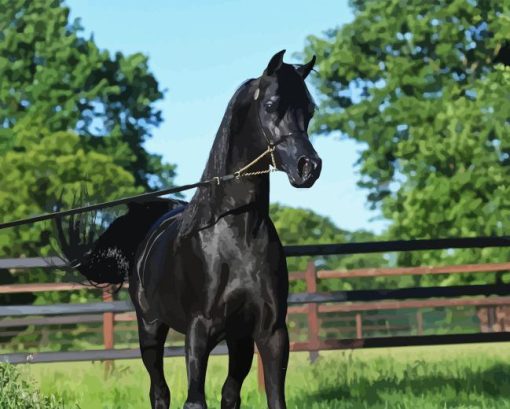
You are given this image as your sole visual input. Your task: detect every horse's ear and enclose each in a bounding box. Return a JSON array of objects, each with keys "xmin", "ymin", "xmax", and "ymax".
[
  {"xmin": 264, "ymin": 49, "xmax": 286, "ymax": 76},
  {"xmin": 297, "ymin": 55, "xmax": 316, "ymax": 79}
]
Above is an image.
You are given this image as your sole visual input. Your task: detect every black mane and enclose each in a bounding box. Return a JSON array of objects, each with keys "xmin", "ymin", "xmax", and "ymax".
[{"xmin": 179, "ymin": 79, "xmax": 255, "ymax": 236}]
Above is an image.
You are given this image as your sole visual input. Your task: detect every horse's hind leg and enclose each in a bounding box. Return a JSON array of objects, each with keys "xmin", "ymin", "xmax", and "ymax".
[
  {"xmin": 137, "ymin": 316, "xmax": 171, "ymax": 409},
  {"xmin": 221, "ymin": 336, "xmax": 254, "ymax": 409}
]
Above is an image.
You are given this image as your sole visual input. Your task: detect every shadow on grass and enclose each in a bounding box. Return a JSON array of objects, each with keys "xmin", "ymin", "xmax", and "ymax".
[{"xmin": 290, "ymin": 362, "xmax": 510, "ymax": 408}]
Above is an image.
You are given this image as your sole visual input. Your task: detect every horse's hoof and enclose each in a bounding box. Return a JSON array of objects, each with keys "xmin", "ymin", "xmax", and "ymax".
[
  {"xmin": 221, "ymin": 396, "xmax": 241, "ymax": 409},
  {"xmin": 183, "ymin": 402, "xmax": 207, "ymax": 409}
]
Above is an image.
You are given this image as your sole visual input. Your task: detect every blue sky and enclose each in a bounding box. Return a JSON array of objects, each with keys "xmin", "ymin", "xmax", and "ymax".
[{"xmin": 66, "ymin": 0, "xmax": 388, "ymax": 233}]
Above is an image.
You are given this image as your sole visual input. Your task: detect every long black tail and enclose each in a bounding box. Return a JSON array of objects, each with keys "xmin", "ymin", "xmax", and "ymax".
[{"xmin": 54, "ymin": 198, "xmax": 186, "ymax": 285}]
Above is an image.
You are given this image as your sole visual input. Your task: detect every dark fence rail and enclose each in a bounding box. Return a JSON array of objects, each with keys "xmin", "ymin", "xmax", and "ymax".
[
  {"xmin": 0, "ymin": 257, "xmax": 65, "ymax": 269},
  {"xmin": 0, "ymin": 301, "xmax": 132, "ymax": 317},
  {"xmin": 1, "ymin": 344, "xmax": 230, "ymax": 365},
  {"xmin": 4, "ymin": 333, "xmax": 510, "ymax": 365},
  {"xmin": 284, "ymin": 236, "xmax": 510, "ymax": 256}
]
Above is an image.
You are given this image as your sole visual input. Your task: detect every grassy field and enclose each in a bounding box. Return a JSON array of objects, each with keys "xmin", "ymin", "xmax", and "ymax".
[{"xmin": 11, "ymin": 343, "xmax": 510, "ymax": 409}]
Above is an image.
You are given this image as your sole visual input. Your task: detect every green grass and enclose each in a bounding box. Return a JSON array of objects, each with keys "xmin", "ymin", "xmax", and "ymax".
[{"xmin": 12, "ymin": 343, "xmax": 510, "ymax": 408}]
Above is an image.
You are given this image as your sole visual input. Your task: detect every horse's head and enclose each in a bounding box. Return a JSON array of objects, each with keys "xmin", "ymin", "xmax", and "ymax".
[{"xmin": 253, "ymin": 50, "xmax": 322, "ymax": 188}]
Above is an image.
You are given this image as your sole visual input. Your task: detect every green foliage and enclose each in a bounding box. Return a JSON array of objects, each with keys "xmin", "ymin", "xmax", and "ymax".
[
  {"xmin": 0, "ymin": 364, "xmax": 65, "ymax": 409},
  {"xmin": 305, "ymin": 0, "xmax": 510, "ymax": 271}
]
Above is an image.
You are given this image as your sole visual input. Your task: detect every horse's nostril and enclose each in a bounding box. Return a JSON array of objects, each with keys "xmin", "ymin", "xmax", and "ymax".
[{"xmin": 297, "ymin": 157, "xmax": 312, "ymax": 179}]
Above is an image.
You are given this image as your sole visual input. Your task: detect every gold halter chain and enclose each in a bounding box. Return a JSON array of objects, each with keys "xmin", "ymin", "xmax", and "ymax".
[
  {"xmin": 210, "ymin": 145, "xmax": 277, "ymax": 186},
  {"xmin": 233, "ymin": 144, "xmax": 277, "ymax": 179}
]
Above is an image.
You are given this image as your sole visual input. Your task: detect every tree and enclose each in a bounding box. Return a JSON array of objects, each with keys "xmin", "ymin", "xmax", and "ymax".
[
  {"xmin": 0, "ymin": 0, "xmax": 175, "ymax": 191},
  {"xmin": 0, "ymin": 0, "xmax": 177, "ymax": 323},
  {"xmin": 0, "ymin": 0, "xmax": 176, "ymax": 257},
  {"xmin": 304, "ymin": 0, "xmax": 510, "ymax": 272}
]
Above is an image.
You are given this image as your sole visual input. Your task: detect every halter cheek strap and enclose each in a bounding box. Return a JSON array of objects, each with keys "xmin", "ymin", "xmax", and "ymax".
[
  {"xmin": 254, "ymin": 86, "xmax": 274, "ymax": 146},
  {"xmin": 226, "ymin": 86, "xmax": 278, "ymax": 180}
]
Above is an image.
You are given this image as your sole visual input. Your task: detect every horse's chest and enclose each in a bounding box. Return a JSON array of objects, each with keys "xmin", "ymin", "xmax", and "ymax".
[
  {"xmin": 218, "ymin": 275, "xmax": 286, "ymax": 337},
  {"xmin": 195, "ymin": 216, "xmax": 287, "ymax": 330},
  {"xmin": 223, "ymin": 275, "xmax": 267, "ymax": 304}
]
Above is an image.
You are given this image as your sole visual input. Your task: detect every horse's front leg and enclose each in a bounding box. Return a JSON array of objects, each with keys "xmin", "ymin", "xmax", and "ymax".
[
  {"xmin": 256, "ymin": 326, "xmax": 289, "ymax": 409},
  {"xmin": 221, "ymin": 336, "xmax": 254, "ymax": 409},
  {"xmin": 183, "ymin": 316, "xmax": 218, "ymax": 409}
]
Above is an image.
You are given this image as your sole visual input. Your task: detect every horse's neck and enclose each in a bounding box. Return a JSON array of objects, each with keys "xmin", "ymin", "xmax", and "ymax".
[{"xmin": 200, "ymin": 131, "xmax": 271, "ymax": 224}]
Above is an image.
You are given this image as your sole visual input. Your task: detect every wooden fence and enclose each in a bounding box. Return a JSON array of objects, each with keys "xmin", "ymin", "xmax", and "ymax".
[{"xmin": 2, "ymin": 238, "xmax": 510, "ymax": 391}]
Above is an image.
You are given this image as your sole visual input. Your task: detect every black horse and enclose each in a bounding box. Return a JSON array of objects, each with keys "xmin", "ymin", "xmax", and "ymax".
[{"xmin": 56, "ymin": 50, "xmax": 321, "ymax": 409}]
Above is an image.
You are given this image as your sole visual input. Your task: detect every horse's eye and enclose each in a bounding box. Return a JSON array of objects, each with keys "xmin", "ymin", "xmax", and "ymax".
[{"xmin": 265, "ymin": 101, "xmax": 277, "ymax": 113}]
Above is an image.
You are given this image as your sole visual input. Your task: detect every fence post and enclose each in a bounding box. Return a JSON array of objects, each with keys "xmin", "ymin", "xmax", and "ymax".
[
  {"xmin": 102, "ymin": 286, "xmax": 114, "ymax": 376},
  {"xmin": 416, "ymin": 310, "xmax": 423, "ymax": 335},
  {"xmin": 305, "ymin": 260, "xmax": 320, "ymax": 363},
  {"xmin": 355, "ymin": 313, "xmax": 363, "ymax": 339},
  {"xmin": 256, "ymin": 348, "xmax": 265, "ymax": 393},
  {"xmin": 488, "ymin": 306, "xmax": 496, "ymax": 332},
  {"xmin": 497, "ymin": 306, "xmax": 506, "ymax": 332}
]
